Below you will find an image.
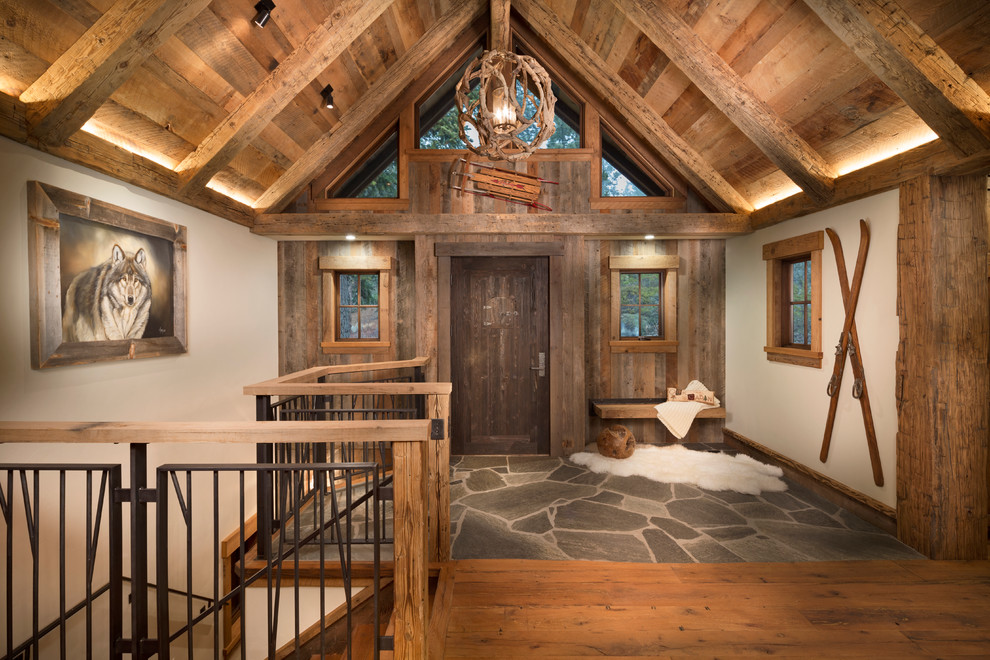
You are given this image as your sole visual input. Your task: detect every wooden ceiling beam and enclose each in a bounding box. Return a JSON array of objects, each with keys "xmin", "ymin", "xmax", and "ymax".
[
  {"xmin": 0, "ymin": 91, "xmax": 254, "ymax": 226},
  {"xmin": 804, "ymin": 0, "xmax": 990, "ymax": 157},
  {"xmin": 175, "ymin": 0, "xmax": 393, "ymax": 194},
  {"xmin": 615, "ymin": 0, "xmax": 837, "ymax": 205},
  {"xmin": 251, "ymin": 0, "xmax": 487, "ymax": 214},
  {"xmin": 18, "ymin": 0, "xmax": 212, "ymax": 147},
  {"xmin": 750, "ymin": 139, "xmax": 990, "ymax": 229},
  {"xmin": 252, "ymin": 212, "xmax": 752, "ymax": 237},
  {"xmin": 512, "ymin": 0, "xmax": 753, "ymax": 214},
  {"xmin": 490, "ymin": 0, "xmax": 511, "ymax": 51}
]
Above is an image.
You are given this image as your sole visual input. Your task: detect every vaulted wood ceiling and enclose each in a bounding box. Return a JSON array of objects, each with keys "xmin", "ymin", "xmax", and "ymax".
[{"xmin": 2, "ymin": 0, "xmax": 988, "ymax": 230}]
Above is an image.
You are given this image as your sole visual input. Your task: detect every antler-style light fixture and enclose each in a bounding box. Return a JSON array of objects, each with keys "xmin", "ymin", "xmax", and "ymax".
[
  {"xmin": 253, "ymin": 0, "xmax": 275, "ymax": 27},
  {"xmin": 321, "ymin": 85, "xmax": 334, "ymax": 109},
  {"xmin": 455, "ymin": 1, "xmax": 555, "ymax": 161}
]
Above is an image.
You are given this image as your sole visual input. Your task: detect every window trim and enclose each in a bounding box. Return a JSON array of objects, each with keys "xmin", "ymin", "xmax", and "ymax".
[
  {"xmin": 608, "ymin": 254, "xmax": 678, "ymax": 353},
  {"xmin": 334, "ymin": 271, "xmax": 382, "ymax": 341},
  {"xmin": 763, "ymin": 231, "xmax": 823, "ymax": 368},
  {"xmin": 320, "ymin": 256, "xmax": 393, "ymax": 354}
]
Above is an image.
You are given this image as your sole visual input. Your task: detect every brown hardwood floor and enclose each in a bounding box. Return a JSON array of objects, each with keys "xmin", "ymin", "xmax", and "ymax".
[{"xmin": 436, "ymin": 559, "xmax": 990, "ymax": 658}]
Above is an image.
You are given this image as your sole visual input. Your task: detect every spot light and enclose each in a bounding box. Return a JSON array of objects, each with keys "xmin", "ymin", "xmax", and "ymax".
[
  {"xmin": 345, "ymin": 234, "xmax": 356, "ymax": 241},
  {"xmin": 321, "ymin": 85, "xmax": 334, "ymax": 109},
  {"xmin": 645, "ymin": 234, "xmax": 655, "ymax": 240},
  {"xmin": 253, "ymin": 0, "xmax": 275, "ymax": 27}
]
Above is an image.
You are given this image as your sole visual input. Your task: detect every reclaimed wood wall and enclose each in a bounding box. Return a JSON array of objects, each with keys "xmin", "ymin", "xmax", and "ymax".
[
  {"xmin": 586, "ymin": 238, "xmax": 725, "ymax": 446},
  {"xmin": 278, "ymin": 159, "xmax": 725, "ymax": 453},
  {"xmin": 408, "ymin": 156, "xmax": 593, "ymax": 215},
  {"xmin": 278, "ymin": 240, "xmax": 417, "ymax": 375}
]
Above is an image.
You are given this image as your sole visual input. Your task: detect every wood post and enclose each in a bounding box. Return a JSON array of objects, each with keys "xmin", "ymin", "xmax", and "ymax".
[
  {"xmin": 896, "ymin": 174, "xmax": 989, "ymax": 559},
  {"xmin": 391, "ymin": 437, "xmax": 430, "ymax": 660},
  {"xmin": 427, "ymin": 393, "xmax": 452, "ymax": 562}
]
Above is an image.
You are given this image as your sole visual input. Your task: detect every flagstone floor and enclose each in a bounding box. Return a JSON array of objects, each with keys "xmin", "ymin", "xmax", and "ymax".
[{"xmin": 449, "ymin": 442, "xmax": 924, "ymax": 563}]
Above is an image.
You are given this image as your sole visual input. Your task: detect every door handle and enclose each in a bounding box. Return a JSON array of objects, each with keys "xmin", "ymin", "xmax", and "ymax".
[{"xmin": 530, "ymin": 351, "xmax": 546, "ymax": 377}]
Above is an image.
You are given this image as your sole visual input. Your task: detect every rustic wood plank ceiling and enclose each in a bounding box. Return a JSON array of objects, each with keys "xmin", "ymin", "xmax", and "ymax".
[{"xmin": 1, "ymin": 0, "xmax": 988, "ymax": 227}]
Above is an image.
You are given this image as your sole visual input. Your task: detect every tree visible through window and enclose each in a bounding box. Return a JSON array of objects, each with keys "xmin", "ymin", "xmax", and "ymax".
[
  {"xmin": 331, "ymin": 131, "xmax": 398, "ymax": 199},
  {"xmin": 419, "ymin": 77, "xmax": 580, "ymax": 150},
  {"xmin": 337, "ymin": 272, "xmax": 380, "ymax": 339},
  {"xmin": 785, "ymin": 257, "xmax": 812, "ymax": 348},
  {"xmin": 762, "ymin": 231, "xmax": 823, "ymax": 367},
  {"xmin": 601, "ymin": 128, "xmax": 665, "ymax": 197},
  {"xmin": 619, "ymin": 272, "xmax": 663, "ymax": 338}
]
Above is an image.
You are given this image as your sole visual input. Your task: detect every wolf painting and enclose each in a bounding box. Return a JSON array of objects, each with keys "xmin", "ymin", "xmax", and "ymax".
[{"xmin": 62, "ymin": 244, "xmax": 152, "ymax": 342}]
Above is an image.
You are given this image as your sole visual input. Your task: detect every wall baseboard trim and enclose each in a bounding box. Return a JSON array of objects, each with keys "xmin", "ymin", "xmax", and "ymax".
[{"xmin": 723, "ymin": 428, "xmax": 896, "ymax": 535}]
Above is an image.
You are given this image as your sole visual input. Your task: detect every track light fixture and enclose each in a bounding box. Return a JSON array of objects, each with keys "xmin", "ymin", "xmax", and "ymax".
[
  {"xmin": 321, "ymin": 85, "xmax": 334, "ymax": 109},
  {"xmin": 253, "ymin": 0, "xmax": 275, "ymax": 27}
]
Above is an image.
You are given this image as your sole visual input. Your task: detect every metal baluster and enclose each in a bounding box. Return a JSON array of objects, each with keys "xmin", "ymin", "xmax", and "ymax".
[{"xmin": 156, "ymin": 468, "xmax": 170, "ymax": 660}]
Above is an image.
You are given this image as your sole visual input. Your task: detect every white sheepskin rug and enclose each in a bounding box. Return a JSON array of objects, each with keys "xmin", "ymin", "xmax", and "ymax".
[{"xmin": 570, "ymin": 444, "xmax": 787, "ymax": 495}]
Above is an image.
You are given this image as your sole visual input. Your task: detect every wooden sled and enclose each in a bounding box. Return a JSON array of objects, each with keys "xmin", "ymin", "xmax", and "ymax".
[{"xmin": 448, "ymin": 158, "xmax": 556, "ymax": 210}]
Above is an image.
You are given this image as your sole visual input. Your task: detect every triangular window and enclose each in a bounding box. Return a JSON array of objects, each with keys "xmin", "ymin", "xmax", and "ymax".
[
  {"xmin": 330, "ymin": 128, "xmax": 398, "ymax": 198},
  {"xmin": 418, "ymin": 48, "xmax": 581, "ymax": 150},
  {"xmin": 601, "ymin": 127, "xmax": 665, "ymax": 197}
]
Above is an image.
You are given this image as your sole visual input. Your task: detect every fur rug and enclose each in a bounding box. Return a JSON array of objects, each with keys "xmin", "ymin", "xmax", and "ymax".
[{"xmin": 570, "ymin": 445, "xmax": 787, "ymax": 495}]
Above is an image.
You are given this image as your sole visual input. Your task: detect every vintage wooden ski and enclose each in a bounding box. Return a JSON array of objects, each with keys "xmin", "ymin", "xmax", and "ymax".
[
  {"xmin": 824, "ymin": 223, "xmax": 884, "ymax": 486},
  {"xmin": 820, "ymin": 220, "xmax": 870, "ymax": 468}
]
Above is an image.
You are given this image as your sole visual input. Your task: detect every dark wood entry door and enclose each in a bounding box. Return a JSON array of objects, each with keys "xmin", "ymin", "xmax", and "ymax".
[{"xmin": 451, "ymin": 257, "xmax": 550, "ymax": 455}]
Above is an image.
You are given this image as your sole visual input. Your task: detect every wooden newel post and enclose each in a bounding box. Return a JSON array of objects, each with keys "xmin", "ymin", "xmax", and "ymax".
[
  {"xmin": 392, "ymin": 435, "xmax": 430, "ymax": 659},
  {"xmin": 428, "ymin": 392, "xmax": 452, "ymax": 563}
]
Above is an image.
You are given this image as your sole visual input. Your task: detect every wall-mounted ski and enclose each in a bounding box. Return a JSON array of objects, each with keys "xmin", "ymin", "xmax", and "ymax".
[{"xmin": 820, "ymin": 220, "xmax": 883, "ymax": 487}]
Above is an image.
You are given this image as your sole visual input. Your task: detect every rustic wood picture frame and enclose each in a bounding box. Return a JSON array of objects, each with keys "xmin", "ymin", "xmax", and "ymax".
[{"xmin": 27, "ymin": 181, "xmax": 188, "ymax": 369}]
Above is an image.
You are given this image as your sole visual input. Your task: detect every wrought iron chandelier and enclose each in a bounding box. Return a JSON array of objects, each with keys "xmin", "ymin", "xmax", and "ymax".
[{"xmin": 455, "ymin": 49, "xmax": 556, "ymax": 161}]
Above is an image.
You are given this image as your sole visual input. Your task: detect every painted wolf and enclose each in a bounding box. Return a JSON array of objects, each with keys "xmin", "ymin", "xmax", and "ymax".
[{"xmin": 62, "ymin": 244, "xmax": 152, "ymax": 342}]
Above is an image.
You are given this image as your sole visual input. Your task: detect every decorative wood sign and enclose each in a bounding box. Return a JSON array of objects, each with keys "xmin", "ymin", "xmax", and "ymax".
[
  {"xmin": 27, "ymin": 181, "xmax": 188, "ymax": 369},
  {"xmin": 448, "ymin": 158, "xmax": 557, "ymax": 210}
]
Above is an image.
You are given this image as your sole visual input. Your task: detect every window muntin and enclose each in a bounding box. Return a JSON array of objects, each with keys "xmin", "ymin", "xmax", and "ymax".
[
  {"xmin": 619, "ymin": 271, "xmax": 663, "ymax": 339},
  {"xmin": 336, "ymin": 272, "xmax": 380, "ymax": 340},
  {"xmin": 783, "ymin": 256, "xmax": 811, "ymax": 348}
]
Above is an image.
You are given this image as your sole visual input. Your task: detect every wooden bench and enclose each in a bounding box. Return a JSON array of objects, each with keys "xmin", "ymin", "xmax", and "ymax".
[{"xmin": 589, "ymin": 398, "xmax": 726, "ymax": 420}]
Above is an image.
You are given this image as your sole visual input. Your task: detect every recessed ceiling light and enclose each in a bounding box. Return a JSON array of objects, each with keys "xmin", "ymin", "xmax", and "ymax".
[
  {"xmin": 345, "ymin": 234, "xmax": 356, "ymax": 241},
  {"xmin": 645, "ymin": 234, "xmax": 655, "ymax": 240}
]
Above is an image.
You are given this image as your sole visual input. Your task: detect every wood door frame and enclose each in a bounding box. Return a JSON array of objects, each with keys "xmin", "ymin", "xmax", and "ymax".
[{"xmin": 437, "ymin": 241, "xmax": 565, "ymax": 456}]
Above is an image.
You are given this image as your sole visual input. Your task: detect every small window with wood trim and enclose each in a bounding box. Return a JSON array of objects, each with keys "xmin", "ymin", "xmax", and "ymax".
[
  {"xmin": 320, "ymin": 256, "xmax": 392, "ymax": 354},
  {"xmin": 764, "ymin": 232, "xmax": 823, "ymax": 367},
  {"xmin": 619, "ymin": 272, "xmax": 663, "ymax": 338},
  {"xmin": 781, "ymin": 256, "xmax": 812, "ymax": 349},
  {"xmin": 335, "ymin": 272, "xmax": 380, "ymax": 340},
  {"xmin": 609, "ymin": 255, "xmax": 678, "ymax": 353}
]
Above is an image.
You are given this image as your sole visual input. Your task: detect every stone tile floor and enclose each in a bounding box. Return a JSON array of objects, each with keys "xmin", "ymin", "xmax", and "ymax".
[{"xmin": 450, "ymin": 443, "xmax": 924, "ymax": 563}]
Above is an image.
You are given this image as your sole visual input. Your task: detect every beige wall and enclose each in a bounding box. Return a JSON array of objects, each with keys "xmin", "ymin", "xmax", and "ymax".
[
  {"xmin": 0, "ymin": 136, "xmax": 278, "ymax": 424},
  {"xmin": 0, "ymin": 137, "xmax": 280, "ymax": 649},
  {"xmin": 725, "ymin": 190, "xmax": 899, "ymax": 506}
]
